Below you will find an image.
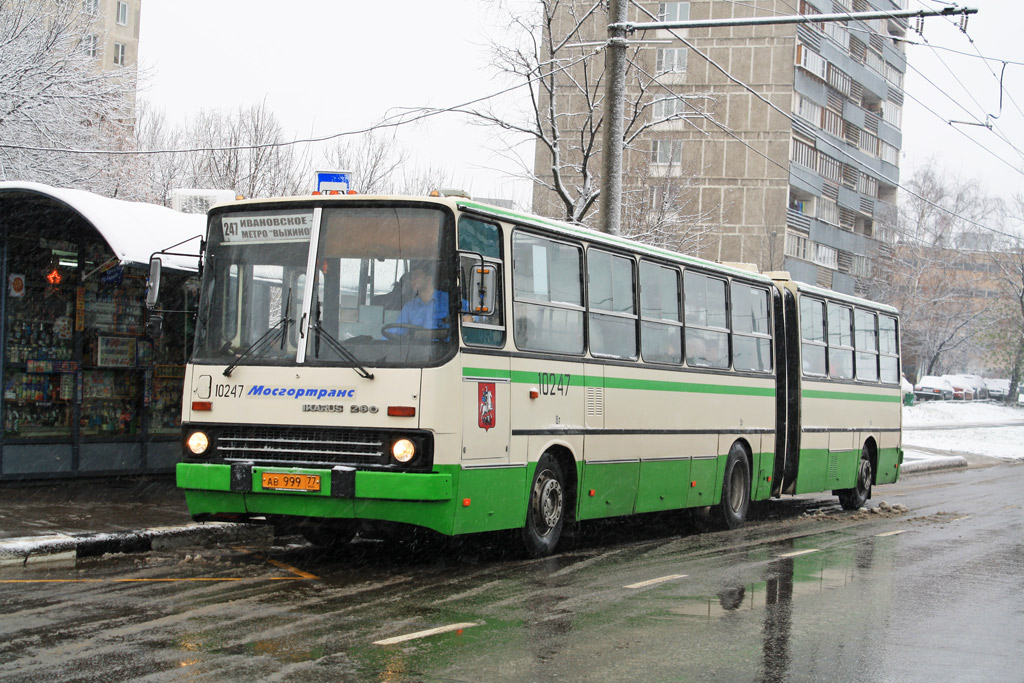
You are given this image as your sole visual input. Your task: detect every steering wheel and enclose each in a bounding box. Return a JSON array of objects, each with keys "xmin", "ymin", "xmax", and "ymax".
[{"xmin": 381, "ymin": 322, "xmax": 449, "ymax": 340}]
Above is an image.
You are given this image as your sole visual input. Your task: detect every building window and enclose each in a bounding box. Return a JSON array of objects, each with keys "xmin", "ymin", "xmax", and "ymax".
[
  {"xmin": 879, "ymin": 140, "xmax": 899, "ymax": 165},
  {"xmin": 795, "ymin": 95, "xmax": 822, "ymax": 126},
  {"xmin": 786, "ymin": 232, "xmax": 809, "ymax": 261},
  {"xmin": 818, "ymin": 197, "xmax": 840, "ymax": 226},
  {"xmin": 113, "ymin": 42, "xmax": 126, "ymax": 67},
  {"xmin": 822, "ymin": 108, "xmax": 844, "ymax": 137},
  {"xmin": 652, "ymin": 96, "xmax": 686, "ymax": 120},
  {"xmin": 651, "ymin": 139, "xmax": 682, "ymax": 165},
  {"xmin": 117, "ymin": 2, "xmax": 129, "ymax": 25},
  {"xmin": 796, "ymin": 43, "xmax": 827, "ymax": 80},
  {"xmin": 83, "ymin": 0, "xmax": 98, "ymax": 15},
  {"xmin": 655, "ymin": 48, "xmax": 687, "ymax": 74},
  {"xmin": 791, "ymin": 138, "xmax": 816, "ymax": 169},
  {"xmin": 658, "ymin": 2, "xmax": 689, "ymax": 22},
  {"xmin": 813, "ymin": 243, "xmax": 838, "ymax": 269},
  {"xmin": 82, "ymin": 34, "xmax": 98, "ymax": 59},
  {"xmin": 817, "ymin": 154, "xmax": 842, "ymax": 183},
  {"xmin": 881, "ymin": 101, "xmax": 902, "ymax": 128}
]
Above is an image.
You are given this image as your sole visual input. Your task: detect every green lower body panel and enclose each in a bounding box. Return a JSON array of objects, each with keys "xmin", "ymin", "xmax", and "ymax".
[
  {"xmin": 687, "ymin": 457, "xmax": 719, "ymax": 508},
  {"xmin": 876, "ymin": 446, "xmax": 902, "ymax": 484},
  {"xmin": 635, "ymin": 460, "xmax": 690, "ymax": 513},
  {"xmin": 579, "ymin": 461, "xmax": 640, "ymax": 520},
  {"xmin": 752, "ymin": 452, "xmax": 774, "ymax": 501}
]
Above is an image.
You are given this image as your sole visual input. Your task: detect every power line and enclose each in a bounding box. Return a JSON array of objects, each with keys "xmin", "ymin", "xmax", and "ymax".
[{"xmin": 632, "ymin": 4, "xmax": 1020, "ymax": 242}]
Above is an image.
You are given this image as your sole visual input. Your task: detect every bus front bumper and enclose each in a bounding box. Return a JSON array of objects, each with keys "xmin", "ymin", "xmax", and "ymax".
[{"xmin": 176, "ymin": 462, "xmax": 455, "ymax": 532}]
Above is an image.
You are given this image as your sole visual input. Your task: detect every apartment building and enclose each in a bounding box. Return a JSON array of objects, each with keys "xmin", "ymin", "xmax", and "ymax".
[
  {"xmin": 534, "ymin": 0, "xmax": 907, "ymax": 296},
  {"xmin": 79, "ymin": 0, "xmax": 142, "ymax": 109}
]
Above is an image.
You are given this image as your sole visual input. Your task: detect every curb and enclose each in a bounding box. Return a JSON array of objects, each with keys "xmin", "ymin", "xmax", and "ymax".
[
  {"xmin": 900, "ymin": 456, "xmax": 969, "ymax": 475},
  {"xmin": 0, "ymin": 522, "xmax": 273, "ymax": 568}
]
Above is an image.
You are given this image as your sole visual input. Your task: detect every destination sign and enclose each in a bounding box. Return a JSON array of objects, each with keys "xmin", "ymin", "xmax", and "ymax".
[{"xmin": 221, "ymin": 211, "xmax": 314, "ymax": 243}]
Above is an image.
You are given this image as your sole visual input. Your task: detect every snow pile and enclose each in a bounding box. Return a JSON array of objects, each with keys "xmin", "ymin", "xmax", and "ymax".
[
  {"xmin": 903, "ymin": 401, "xmax": 1023, "ymax": 428},
  {"xmin": 903, "ymin": 401, "xmax": 1024, "ymax": 461}
]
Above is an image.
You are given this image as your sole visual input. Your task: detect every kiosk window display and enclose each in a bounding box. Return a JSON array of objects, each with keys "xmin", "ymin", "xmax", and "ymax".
[{"xmin": 0, "ymin": 195, "xmax": 198, "ymax": 478}]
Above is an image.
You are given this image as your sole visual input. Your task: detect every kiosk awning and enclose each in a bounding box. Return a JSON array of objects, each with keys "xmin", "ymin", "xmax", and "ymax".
[{"xmin": 0, "ymin": 181, "xmax": 206, "ymax": 271}]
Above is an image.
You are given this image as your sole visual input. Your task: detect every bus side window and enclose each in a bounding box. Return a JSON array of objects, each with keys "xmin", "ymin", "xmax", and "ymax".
[
  {"xmin": 588, "ymin": 249, "xmax": 637, "ymax": 359},
  {"xmin": 732, "ymin": 283, "xmax": 772, "ymax": 372},
  {"xmin": 512, "ymin": 233, "xmax": 584, "ymax": 354},
  {"xmin": 800, "ymin": 297, "xmax": 827, "ymax": 376},
  {"xmin": 459, "ymin": 218, "xmax": 505, "ymax": 347},
  {"xmin": 827, "ymin": 302, "xmax": 854, "ymax": 379},
  {"xmin": 640, "ymin": 261, "xmax": 682, "ymax": 364},
  {"xmin": 684, "ymin": 271, "xmax": 729, "ymax": 369},
  {"xmin": 855, "ymin": 309, "xmax": 879, "ymax": 381},
  {"xmin": 879, "ymin": 315, "xmax": 899, "ymax": 383}
]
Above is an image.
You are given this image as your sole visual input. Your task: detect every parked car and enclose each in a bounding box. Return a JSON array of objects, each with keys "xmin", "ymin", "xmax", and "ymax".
[
  {"xmin": 963, "ymin": 375, "xmax": 988, "ymax": 400},
  {"xmin": 985, "ymin": 378, "xmax": 1009, "ymax": 401},
  {"xmin": 914, "ymin": 376, "xmax": 953, "ymax": 401},
  {"xmin": 942, "ymin": 375, "xmax": 972, "ymax": 400}
]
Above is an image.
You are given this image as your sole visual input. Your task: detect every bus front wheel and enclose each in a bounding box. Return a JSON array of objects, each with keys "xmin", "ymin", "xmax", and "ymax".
[
  {"xmin": 716, "ymin": 444, "xmax": 751, "ymax": 529},
  {"xmin": 522, "ymin": 455, "xmax": 566, "ymax": 557},
  {"xmin": 838, "ymin": 448, "xmax": 873, "ymax": 510}
]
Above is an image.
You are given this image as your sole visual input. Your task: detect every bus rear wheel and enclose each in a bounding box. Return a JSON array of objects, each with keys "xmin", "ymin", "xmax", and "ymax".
[
  {"xmin": 521, "ymin": 455, "xmax": 566, "ymax": 557},
  {"xmin": 716, "ymin": 444, "xmax": 751, "ymax": 529},
  {"xmin": 838, "ymin": 448, "xmax": 873, "ymax": 510}
]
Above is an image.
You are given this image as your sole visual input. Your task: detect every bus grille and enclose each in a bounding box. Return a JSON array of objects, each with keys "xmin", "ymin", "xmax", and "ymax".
[{"xmin": 218, "ymin": 426, "xmax": 387, "ymax": 467}]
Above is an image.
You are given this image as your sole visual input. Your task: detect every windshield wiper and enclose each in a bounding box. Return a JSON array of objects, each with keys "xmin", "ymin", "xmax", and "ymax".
[
  {"xmin": 223, "ymin": 288, "xmax": 293, "ymax": 377},
  {"xmin": 311, "ymin": 296, "xmax": 374, "ymax": 380}
]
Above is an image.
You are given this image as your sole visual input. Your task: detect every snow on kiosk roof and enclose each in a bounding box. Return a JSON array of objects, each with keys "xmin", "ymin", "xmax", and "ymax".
[{"xmin": 0, "ymin": 181, "xmax": 205, "ymax": 271}]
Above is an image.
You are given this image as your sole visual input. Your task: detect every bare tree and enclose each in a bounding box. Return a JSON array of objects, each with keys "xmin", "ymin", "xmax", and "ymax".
[
  {"xmin": 874, "ymin": 162, "xmax": 999, "ymax": 379},
  {"xmin": 982, "ymin": 196, "xmax": 1024, "ymax": 402},
  {"xmin": 0, "ymin": 0, "xmax": 137, "ymax": 192},
  {"xmin": 320, "ymin": 129, "xmax": 409, "ymax": 195},
  {"xmin": 620, "ymin": 153, "xmax": 716, "ymax": 253},
  {"xmin": 134, "ymin": 101, "xmax": 308, "ymax": 201},
  {"xmin": 401, "ymin": 0, "xmax": 712, "ymax": 235}
]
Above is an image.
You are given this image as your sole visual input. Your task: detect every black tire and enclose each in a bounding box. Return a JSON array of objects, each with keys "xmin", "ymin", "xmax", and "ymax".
[
  {"xmin": 300, "ymin": 522, "xmax": 356, "ymax": 548},
  {"xmin": 838, "ymin": 447, "xmax": 873, "ymax": 510},
  {"xmin": 716, "ymin": 444, "xmax": 751, "ymax": 529},
  {"xmin": 521, "ymin": 455, "xmax": 566, "ymax": 557}
]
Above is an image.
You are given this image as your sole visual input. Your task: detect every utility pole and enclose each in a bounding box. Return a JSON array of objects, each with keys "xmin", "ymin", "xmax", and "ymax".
[
  {"xmin": 600, "ymin": 0, "xmax": 629, "ymax": 237},
  {"xmin": 597, "ymin": 4, "xmax": 978, "ymax": 235}
]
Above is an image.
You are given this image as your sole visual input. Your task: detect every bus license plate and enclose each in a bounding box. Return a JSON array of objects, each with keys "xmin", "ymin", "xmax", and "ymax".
[{"xmin": 261, "ymin": 472, "xmax": 321, "ymax": 492}]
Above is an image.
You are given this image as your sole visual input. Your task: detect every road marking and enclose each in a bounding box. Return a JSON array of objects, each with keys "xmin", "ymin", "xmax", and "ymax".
[
  {"xmin": 875, "ymin": 530, "xmax": 906, "ymax": 537},
  {"xmin": 233, "ymin": 547, "xmax": 319, "ymax": 580},
  {"xmin": 950, "ymin": 516, "xmax": 971, "ymax": 522},
  {"xmin": 624, "ymin": 574, "xmax": 688, "ymax": 589},
  {"xmin": 777, "ymin": 549, "xmax": 819, "ymax": 558},
  {"xmin": 374, "ymin": 622, "xmax": 481, "ymax": 646},
  {"xmin": 0, "ymin": 579, "xmax": 104, "ymax": 584}
]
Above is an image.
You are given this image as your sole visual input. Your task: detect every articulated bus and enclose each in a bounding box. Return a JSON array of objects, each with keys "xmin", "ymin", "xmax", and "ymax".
[{"xmin": 155, "ymin": 193, "xmax": 902, "ymax": 556}]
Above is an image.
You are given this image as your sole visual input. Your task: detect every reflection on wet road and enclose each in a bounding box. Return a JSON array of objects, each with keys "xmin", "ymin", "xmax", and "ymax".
[{"xmin": 1, "ymin": 464, "xmax": 1022, "ymax": 682}]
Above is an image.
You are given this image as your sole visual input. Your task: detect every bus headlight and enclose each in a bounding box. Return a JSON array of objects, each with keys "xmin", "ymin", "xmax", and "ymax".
[
  {"xmin": 392, "ymin": 438, "xmax": 416, "ymax": 463},
  {"xmin": 187, "ymin": 431, "xmax": 210, "ymax": 455}
]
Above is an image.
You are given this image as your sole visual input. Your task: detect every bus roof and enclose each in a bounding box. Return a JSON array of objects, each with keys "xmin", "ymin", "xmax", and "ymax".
[{"xmin": 211, "ymin": 193, "xmax": 896, "ymax": 311}]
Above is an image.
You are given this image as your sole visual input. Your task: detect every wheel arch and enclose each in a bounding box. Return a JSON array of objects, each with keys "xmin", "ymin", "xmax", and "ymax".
[
  {"xmin": 862, "ymin": 436, "xmax": 879, "ymax": 485},
  {"xmin": 541, "ymin": 444, "xmax": 578, "ymax": 525}
]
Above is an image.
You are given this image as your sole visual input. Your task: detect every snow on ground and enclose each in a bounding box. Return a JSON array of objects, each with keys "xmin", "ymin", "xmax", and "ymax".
[{"xmin": 903, "ymin": 401, "xmax": 1024, "ymax": 461}]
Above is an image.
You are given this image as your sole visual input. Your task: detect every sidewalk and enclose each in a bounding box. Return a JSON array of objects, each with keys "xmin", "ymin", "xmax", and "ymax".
[{"xmin": 0, "ymin": 476, "xmax": 270, "ymax": 567}]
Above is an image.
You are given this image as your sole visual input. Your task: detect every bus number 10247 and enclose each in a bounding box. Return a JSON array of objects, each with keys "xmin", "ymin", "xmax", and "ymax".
[{"xmin": 538, "ymin": 372, "xmax": 571, "ymax": 396}]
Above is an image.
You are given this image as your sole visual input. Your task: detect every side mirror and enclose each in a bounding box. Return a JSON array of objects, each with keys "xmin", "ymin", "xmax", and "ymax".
[
  {"xmin": 146, "ymin": 313, "xmax": 164, "ymax": 338},
  {"xmin": 146, "ymin": 257, "xmax": 162, "ymax": 309},
  {"xmin": 467, "ymin": 262, "xmax": 497, "ymax": 317}
]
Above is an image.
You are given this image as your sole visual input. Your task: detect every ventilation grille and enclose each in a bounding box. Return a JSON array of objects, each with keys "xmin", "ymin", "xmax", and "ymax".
[
  {"xmin": 218, "ymin": 426, "xmax": 387, "ymax": 466},
  {"xmin": 586, "ymin": 386, "xmax": 604, "ymax": 417}
]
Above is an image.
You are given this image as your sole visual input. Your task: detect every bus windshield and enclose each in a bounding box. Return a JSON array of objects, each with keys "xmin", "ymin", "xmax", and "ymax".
[{"xmin": 193, "ymin": 203, "xmax": 457, "ymax": 368}]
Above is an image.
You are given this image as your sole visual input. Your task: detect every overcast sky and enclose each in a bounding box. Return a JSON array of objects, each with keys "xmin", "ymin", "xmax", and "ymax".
[{"xmin": 137, "ymin": 0, "xmax": 1024, "ymax": 206}]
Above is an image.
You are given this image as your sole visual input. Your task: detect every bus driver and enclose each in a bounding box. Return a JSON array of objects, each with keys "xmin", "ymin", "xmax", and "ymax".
[{"xmin": 397, "ymin": 262, "xmax": 450, "ymax": 330}]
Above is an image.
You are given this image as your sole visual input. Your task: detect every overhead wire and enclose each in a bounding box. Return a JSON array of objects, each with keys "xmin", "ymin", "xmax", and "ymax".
[{"xmin": 632, "ymin": 0, "xmax": 1021, "ymax": 241}]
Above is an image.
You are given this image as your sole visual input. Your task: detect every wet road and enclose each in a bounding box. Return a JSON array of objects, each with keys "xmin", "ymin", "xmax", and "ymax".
[{"xmin": 1, "ymin": 462, "xmax": 1022, "ymax": 682}]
